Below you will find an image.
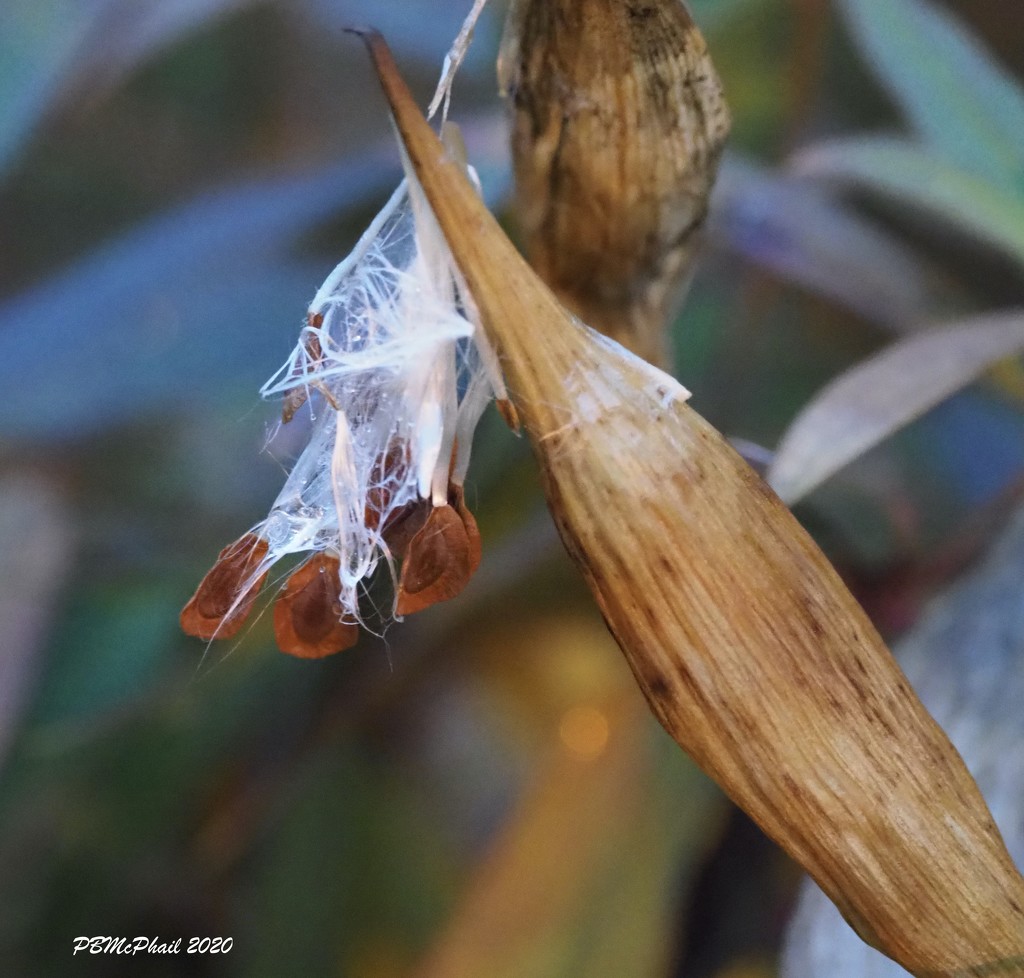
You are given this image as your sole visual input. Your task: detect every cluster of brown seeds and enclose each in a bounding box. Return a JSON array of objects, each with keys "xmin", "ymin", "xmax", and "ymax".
[{"xmin": 180, "ymin": 442, "xmax": 483, "ymax": 658}]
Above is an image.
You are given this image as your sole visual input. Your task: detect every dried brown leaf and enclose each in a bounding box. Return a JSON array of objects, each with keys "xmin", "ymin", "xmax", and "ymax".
[
  {"xmin": 769, "ymin": 311, "xmax": 1024, "ymax": 505},
  {"xmin": 782, "ymin": 503, "xmax": 1024, "ymax": 978}
]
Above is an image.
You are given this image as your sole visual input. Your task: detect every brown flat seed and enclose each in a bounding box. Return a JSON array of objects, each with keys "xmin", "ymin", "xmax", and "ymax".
[
  {"xmin": 180, "ymin": 533, "xmax": 269, "ymax": 640},
  {"xmin": 381, "ymin": 497, "xmax": 431, "ymax": 559},
  {"xmin": 273, "ymin": 554, "xmax": 359, "ymax": 659},
  {"xmin": 281, "ymin": 388, "xmax": 307, "ymax": 425},
  {"xmin": 396, "ymin": 504, "xmax": 473, "ymax": 616}
]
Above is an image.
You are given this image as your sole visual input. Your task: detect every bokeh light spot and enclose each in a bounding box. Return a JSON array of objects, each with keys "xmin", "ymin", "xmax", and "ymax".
[{"xmin": 558, "ymin": 704, "xmax": 610, "ymax": 760}]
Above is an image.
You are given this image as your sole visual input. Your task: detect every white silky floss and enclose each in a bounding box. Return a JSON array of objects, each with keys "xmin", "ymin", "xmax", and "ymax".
[{"xmin": 256, "ymin": 146, "xmax": 507, "ymax": 624}]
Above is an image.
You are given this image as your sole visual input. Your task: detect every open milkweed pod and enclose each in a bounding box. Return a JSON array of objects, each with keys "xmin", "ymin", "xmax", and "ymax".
[
  {"xmin": 181, "ymin": 111, "xmax": 503, "ymax": 653},
  {"xmin": 498, "ymin": 0, "xmax": 729, "ymax": 368},
  {"xmin": 357, "ymin": 33, "xmax": 1024, "ymax": 978}
]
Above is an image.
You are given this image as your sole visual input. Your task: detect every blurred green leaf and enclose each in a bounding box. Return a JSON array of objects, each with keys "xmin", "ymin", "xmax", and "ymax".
[
  {"xmin": 689, "ymin": 0, "xmax": 766, "ymax": 32},
  {"xmin": 235, "ymin": 747, "xmax": 457, "ymax": 978},
  {"xmin": 838, "ymin": 0, "xmax": 1024, "ymax": 192},
  {"xmin": 411, "ymin": 695, "xmax": 720, "ymax": 978},
  {"xmin": 28, "ymin": 581, "xmax": 180, "ymax": 728},
  {"xmin": 705, "ymin": 0, "xmax": 789, "ymax": 156},
  {"xmin": 0, "ymin": 649, "xmax": 339, "ymax": 975},
  {"xmin": 793, "ymin": 136, "xmax": 1024, "ymax": 269},
  {"xmin": 0, "ymin": 473, "xmax": 70, "ymax": 764},
  {"xmin": 232, "ymin": 749, "xmax": 368, "ymax": 978},
  {"xmin": 712, "ymin": 154, "xmax": 940, "ymax": 328}
]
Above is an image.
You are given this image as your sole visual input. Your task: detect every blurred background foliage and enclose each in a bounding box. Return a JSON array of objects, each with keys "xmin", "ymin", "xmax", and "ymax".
[{"xmin": 1, "ymin": 0, "xmax": 1023, "ymax": 976}]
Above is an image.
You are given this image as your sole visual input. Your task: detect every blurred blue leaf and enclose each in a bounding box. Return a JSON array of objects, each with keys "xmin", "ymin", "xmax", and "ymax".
[
  {"xmin": 235, "ymin": 748, "xmax": 456, "ymax": 978},
  {"xmin": 922, "ymin": 392, "xmax": 1024, "ymax": 508},
  {"xmin": 793, "ymin": 136, "xmax": 1024, "ymax": 269},
  {"xmin": 0, "ymin": 156, "xmax": 399, "ymax": 438},
  {"xmin": 710, "ymin": 154, "xmax": 940, "ymax": 328},
  {"xmin": 838, "ymin": 0, "xmax": 1024, "ymax": 192},
  {"xmin": 0, "ymin": 112, "xmax": 511, "ymax": 442}
]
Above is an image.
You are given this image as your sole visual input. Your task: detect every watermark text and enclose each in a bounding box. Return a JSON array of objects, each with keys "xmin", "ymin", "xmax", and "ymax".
[{"xmin": 72, "ymin": 937, "xmax": 232, "ymax": 956}]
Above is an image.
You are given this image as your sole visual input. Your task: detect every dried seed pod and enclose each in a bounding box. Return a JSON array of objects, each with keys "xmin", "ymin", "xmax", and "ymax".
[
  {"xmin": 180, "ymin": 533, "xmax": 269, "ymax": 640},
  {"xmin": 396, "ymin": 503, "xmax": 474, "ymax": 616},
  {"xmin": 362, "ymin": 35, "xmax": 1024, "ymax": 977},
  {"xmin": 273, "ymin": 554, "xmax": 359, "ymax": 658},
  {"xmin": 499, "ymin": 0, "xmax": 730, "ymax": 367}
]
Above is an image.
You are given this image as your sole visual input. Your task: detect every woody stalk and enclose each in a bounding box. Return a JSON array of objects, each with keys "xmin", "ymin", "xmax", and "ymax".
[{"xmin": 354, "ymin": 17, "xmax": 1024, "ymax": 978}]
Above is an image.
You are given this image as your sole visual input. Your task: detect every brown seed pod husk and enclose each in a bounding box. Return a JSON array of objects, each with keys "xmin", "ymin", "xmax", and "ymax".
[
  {"xmin": 396, "ymin": 503, "xmax": 474, "ymax": 616},
  {"xmin": 180, "ymin": 533, "xmax": 269, "ymax": 640},
  {"xmin": 499, "ymin": 0, "xmax": 730, "ymax": 367},
  {"xmin": 273, "ymin": 553, "xmax": 358, "ymax": 659},
  {"xmin": 360, "ymin": 34, "xmax": 1024, "ymax": 976}
]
